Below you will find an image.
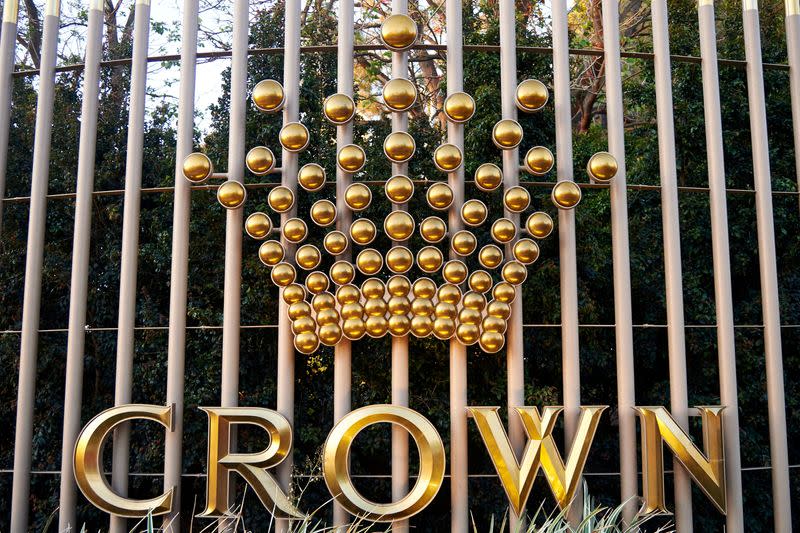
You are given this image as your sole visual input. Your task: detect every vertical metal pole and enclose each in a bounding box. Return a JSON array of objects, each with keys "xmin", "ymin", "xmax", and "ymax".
[
  {"xmin": 741, "ymin": 1, "xmax": 792, "ymax": 530},
  {"xmin": 787, "ymin": 0, "xmax": 800, "ymax": 204},
  {"xmin": 599, "ymin": 0, "xmax": 638, "ymax": 523},
  {"xmin": 696, "ymin": 2, "xmax": 744, "ymax": 530},
  {"xmin": 0, "ymin": 0, "xmax": 19, "ymax": 231},
  {"xmin": 57, "ymin": 1, "xmax": 104, "ymax": 530},
  {"xmin": 162, "ymin": 0, "xmax": 199, "ymax": 530},
  {"xmin": 9, "ymin": 0, "xmax": 61, "ymax": 530}
]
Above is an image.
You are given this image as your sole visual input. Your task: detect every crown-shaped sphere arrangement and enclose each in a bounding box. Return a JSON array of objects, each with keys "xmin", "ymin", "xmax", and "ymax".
[{"xmin": 181, "ymin": 14, "xmax": 619, "ymax": 355}]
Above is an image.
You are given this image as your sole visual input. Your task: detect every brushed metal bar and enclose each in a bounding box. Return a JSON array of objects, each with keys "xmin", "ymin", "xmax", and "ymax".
[
  {"xmin": 787, "ymin": 0, "xmax": 800, "ymax": 209},
  {"xmin": 0, "ymin": 0, "xmax": 18, "ymax": 231}
]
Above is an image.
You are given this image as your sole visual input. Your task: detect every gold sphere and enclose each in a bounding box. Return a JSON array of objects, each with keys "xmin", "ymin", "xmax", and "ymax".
[
  {"xmin": 380, "ymin": 14, "xmax": 418, "ymax": 51},
  {"xmin": 491, "ymin": 218, "xmax": 517, "ymax": 244},
  {"xmin": 451, "ymin": 230, "xmax": 477, "ymax": 256},
  {"xmin": 587, "ymin": 151, "xmax": 618, "ymax": 182},
  {"xmin": 383, "ymin": 78, "xmax": 418, "ymax": 112},
  {"xmin": 411, "ymin": 297, "xmax": 434, "ymax": 317},
  {"xmin": 246, "ymin": 146, "xmax": 275, "ymax": 176},
  {"xmin": 433, "ymin": 318, "xmax": 456, "ymax": 340},
  {"xmin": 384, "ymin": 132, "xmax": 416, "ymax": 163},
  {"xmin": 345, "ymin": 182, "xmax": 372, "ymax": 211},
  {"xmin": 426, "ymin": 183, "xmax": 454, "ymax": 210},
  {"xmin": 524, "ymin": 146, "xmax": 554, "ymax": 175},
  {"xmin": 343, "ymin": 318, "xmax": 366, "ymax": 340},
  {"xmin": 526, "ymin": 211, "xmax": 554, "ymax": 239},
  {"xmin": 435, "ymin": 301, "xmax": 457, "ymax": 320},
  {"xmin": 365, "ymin": 299, "xmax": 388, "ymax": 318},
  {"xmin": 387, "ymin": 275, "xmax": 411, "ymax": 297},
  {"xmin": 443, "ymin": 92, "xmax": 475, "ymax": 123},
  {"xmin": 433, "ymin": 144, "xmax": 463, "ymax": 172},
  {"xmin": 252, "ymin": 79, "xmax": 285, "ymax": 112},
  {"xmin": 367, "ymin": 315, "xmax": 390, "ymax": 338},
  {"xmin": 312, "ymin": 292, "xmax": 336, "ymax": 312},
  {"xmin": 330, "ymin": 261, "xmax": 356, "ymax": 285},
  {"xmin": 271, "ymin": 262, "xmax": 297, "ymax": 287},
  {"xmin": 268, "ymin": 185, "xmax": 295, "ymax": 213},
  {"xmin": 461, "ymin": 199, "xmax": 488, "ymax": 227},
  {"xmin": 468, "ymin": 270, "xmax": 493, "ymax": 293},
  {"xmin": 292, "ymin": 316, "xmax": 316, "ymax": 334},
  {"xmin": 323, "ymin": 93, "xmax": 356, "ymax": 124},
  {"xmin": 283, "ymin": 283, "xmax": 306, "ymax": 304},
  {"xmin": 319, "ymin": 324, "xmax": 343, "ymax": 346},
  {"xmin": 513, "ymin": 238, "xmax": 540, "ymax": 265},
  {"xmin": 217, "ymin": 181, "xmax": 246, "ymax": 209},
  {"xmin": 282, "ymin": 218, "xmax": 308, "ymax": 244},
  {"xmin": 385, "ymin": 175, "xmax": 414, "ymax": 204},
  {"xmin": 416, "ymin": 246, "xmax": 443, "ymax": 273},
  {"xmin": 259, "ymin": 240, "xmax": 285, "ymax": 266},
  {"xmin": 386, "ymin": 246, "xmax": 414, "ymax": 273},
  {"xmin": 183, "ymin": 152, "xmax": 213, "ymax": 183},
  {"xmin": 298, "ymin": 163, "xmax": 326, "ymax": 191},
  {"xmin": 479, "ymin": 244, "xmax": 503, "ymax": 269},
  {"xmin": 479, "ymin": 331, "xmax": 505, "ymax": 353},
  {"xmin": 474, "ymin": 163, "xmax": 502, "ymax": 191},
  {"xmin": 356, "ymin": 248, "xmax": 383, "ymax": 275},
  {"xmin": 341, "ymin": 302, "xmax": 364, "ymax": 320},
  {"xmin": 316, "ymin": 310, "xmax": 340, "ymax": 327},
  {"xmin": 492, "ymin": 281, "xmax": 517, "ymax": 303},
  {"xmin": 492, "ymin": 119, "xmax": 523, "ymax": 150},
  {"xmin": 459, "ymin": 308, "xmax": 482, "ymax": 326},
  {"xmin": 420, "ymin": 216, "xmax": 447, "ymax": 243},
  {"xmin": 502, "ymin": 260, "xmax": 528, "ymax": 285},
  {"xmin": 288, "ymin": 301, "xmax": 312, "ymax": 320},
  {"xmin": 384, "ymin": 211, "xmax": 415, "ymax": 241},
  {"xmin": 279, "ymin": 122, "xmax": 310, "ymax": 152},
  {"xmin": 336, "ymin": 284, "xmax": 360, "ymax": 305},
  {"xmin": 324, "ymin": 230, "xmax": 349, "ymax": 255},
  {"xmin": 305, "ymin": 272, "xmax": 330, "ymax": 294},
  {"xmin": 504, "ymin": 186, "xmax": 531, "ymax": 213},
  {"xmin": 362, "ymin": 278, "xmax": 386, "ymax": 299},
  {"xmin": 482, "ymin": 316, "xmax": 507, "ymax": 334},
  {"xmin": 515, "ymin": 79, "xmax": 549, "ymax": 112},
  {"xmin": 350, "ymin": 218, "xmax": 377, "ymax": 245},
  {"xmin": 456, "ymin": 324, "xmax": 480, "ymax": 345},
  {"xmin": 294, "ymin": 332, "xmax": 320, "ymax": 354},
  {"xmin": 310, "ymin": 199, "xmax": 337, "ymax": 227},
  {"xmin": 388, "ymin": 314, "xmax": 411, "ymax": 336},
  {"xmin": 551, "ymin": 181, "xmax": 582, "ymax": 209},
  {"xmin": 462, "ymin": 292, "xmax": 487, "ymax": 312},
  {"xmin": 338, "ymin": 144, "xmax": 367, "ymax": 173},
  {"xmin": 438, "ymin": 283, "xmax": 462, "ymax": 305},
  {"xmin": 442, "ymin": 260, "xmax": 468, "ymax": 284},
  {"xmin": 412, "ymin": 277, "xmax": 437, "ymax": 299},
  {"xmin": 296, "ymin": 244, "xmax": 321, "ymax": 270},
  {"xmin": 486, "ymin": 300, "xmax": 511, "ymax": 319},
  {"xmin": 410, "ymin": 315, "xmax": 434, "ymax": 337},
  {"xmin": 245, "ymin": 212, "xmax": 272, "ymax": 239}
]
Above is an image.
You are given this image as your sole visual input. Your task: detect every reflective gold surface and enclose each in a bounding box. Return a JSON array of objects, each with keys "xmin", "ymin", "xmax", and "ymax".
[
  {"xmin": 365, "ymin": 315, "xmax": 389, "ymax": 338},
  {"xmin": 282, "ymin": 283, "xmax": 306, "ymax": 304},
  {"xmin": 426, "ymin": 182, "xmax": 454, "ymax": 210},
  {"xmin": 515, "ymin": 79, "xmax": 549, "ymax": 112},
  {"xmin": 419, "ymin": 215, "xmax": 447, "ymax": 242},
  {"xmin": 468, "ymin": 270, "xmax": 492, "ymax": 293},
  {"xmin": 271, "ymin": 263, "xmax": 297, "ymax": 287},
  {"xmin": 362, "ymin": 278, "xmax": 386, "ymax": 299},
  {"xmin": 279, "ymin": 122, "xmax": 310, "ymax": 152},
  {"xmin": 586, "ymin": 151, "xmax": 618, "ymax": 182},
  {"xmin": 513, "ymin": 238, "xmax": 540, "ymax": 265},
  {"xmin": 478, "ymin": 244, "xmax": 503, "ymax": 269},
  {"xmin": 217, "ymin": 180, "xmax": 246, "ymax": 209},
  {"xmin": 456, "ymin": 324, "xmax": 480, "ymax": 345},
  {"xmin": 252, "ymin": 79, "xmax": 286, "ymax": 112},
  {"xmin": 323, "ymin": 93, "xmax": 356, "ymax": 124},
  {"xmin": 246, "ymin": 146, "xmax": 275, "ymax": 176},
  {"xmin": 287, "ymin": 301, "xmax": 312, "ymax": 320},
  {"xmin": 492, "ymin": 281, "xmax": 516, "ymax": 303},
  {"xmin": 350, "ymin": 218, "xmax": 377, "ymax": 245},
  {"xmin": 259, "ymin": 240, "xmax": 285, "ymax": 266},
  {"xmin": 296, "ymin": 244, "xmax": 321, "ymax": 270},
  {"xmin": 268, "ymin": 185, "xmax": 295, "ymax": 213},
  {"xmin": 305, "ymin": 272, "xmax": 330, "ymax": 294},
  {"xmin": 380, "ymin": 14, "xmax": 418, "ymax": 51},
  {"xmin": 298, "ymin": 163, "xmax": 326, "ymax": 191},
  {"xmin": 410, "ymin": 315, "xmax": 434, "ymax": 337},
  {"xmin": 387, "ymin": 275, "xmax": 411, "ymax": 296},
  {"xmin": 388, "ymin": 314, "xmax": 412, "ymax": 336},
  {"xmin": 502, "ymin": 260, "xmax": 528, "ymax": 285},
  {"xmin": 417, "ymin": 246, "xmax": 444, "ymax": 273},
  {"xmin": 486, "ymin": 300, "xmax": 510, "ymax": 319},
  {"xmin": 412, "ymin": 277, "xmax": 436, "ymax": 299},
  {"xmin": 479, "ymin": 331, "xmax": 504, "ymax": 353},
  {"xmin": 383, "ymin": 78, "xmax": 418, "ymax": 112},
  {"xmin": 310, "ymin": 199, "xmax": 337, "ymax": 227},
  {"xmin": 551, "ymin": 181, "xmax": 582, "ymax": 209},
  {"xmin": 345, "ymin": 182, "xmax": 372, "ymax": 211},
  {"xmin": 437, "ymin": 284, "xmax": 461, "ymax": 305},
  {"xmin": 461, "ymin": 199, "xmax": 488, "ymax": 227},
  {"xmin": 356, "ymin": 248, "xmax": 383, "ymax": 275},
  {"xmin": 443, "ymin": 92, "xmax": 476, "ymax": 123},
  {"xmin": 474, "ymin": 163, "xmax": 502, "ymax": 191},
  {"xmin": 385, "ymin": 175, "xmax": 414, "ymax": 203},
  {"xmin": 312, "ymin": 292, "xmax": 336, "ymax": 311},
  {"xmin": 245, "ymin": 212, "xmax": 272, "ymax": 240},
  {"xmin": 336, "ymin": 284, "xmax": 360, "ymax": 305},
  {"xmin": 319, "ymin": 324, "xmax": 343, "ymax": 346},
  {"xmin": 491, "ymin": 218, "xmax": 516, "ymax": 244},
  {"xmin": 492, "ymin": 119, "xmax": 523, "ymax": 149},
  {"xmin": 384, "ymin": 211, "xmax": 415, "ymax": 241},
  {"xmin": 182, "ymin": 152, "xmax": 213, "ymax": 183},
  {"xmin": 324, "ymin": 230, "xmax": 348, "ymax": 255},
  {"xmin": 433, "ymin": 143, "xmax": 463, "ymax": 172},
  {"xmin": 482, "ymin": 316, "xmax": 506, "ymax": 334},
  {"xmin": 524, "ymin": 146, "xmax": 554, "ymax": 175},
  {"xmin": 384, "ymin": 131, "xmax": 416, "ymax": 162},
  {"xmin": 343, "ymin": 318, "xmax": 366, "ymax": 340},
  {"xmin": 504, "ymin": 186, "xmax": 530, "ymax": 213},
  {"xmin": 442, "ymin": 260, "xmax": 468, "ymax": 284},
  {"xmin": 338, "ymin": 144, "xmax": 367, "ymax": 173},
  {"xmin": 386, "ymin": 246, "xmax": 414, "ymax": 273},
  {"xmin": 294, "ymin": 331, "xmax": 320, "ymax": 354},
  {"xmin": 451, "ymin": 230, "xmax": 477, "ymax": 256},
  {"xmin": 411, "ymin": 297, "xmax": 434, "ymax": 317},
  {"xmin": 526, "ymin": 211, "xmax": 554, "ymax": 239},
  {"xmin": 433, "ymin": 317, "xmax": 456, "ymax": 339},
  {"xmin": 282, "ymin": 218, "xmax": 308, "ymax": 244}
]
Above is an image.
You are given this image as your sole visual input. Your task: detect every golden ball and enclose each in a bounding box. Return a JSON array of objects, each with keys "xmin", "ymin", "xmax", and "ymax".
[
  {"xmin": 474, "ymin": 163, "xmax": 502, "ymax": 191},
  {"xmin": 341, "ymin": 302, "xmax": 364, "ymax": 320},
  {"xmin": 298, "ymin": 163, "xmax": 326, "ymax": 191},
  {"xmin": 183, "ymin": 152, "xmax": 213, "ymax": 183},
  {"xmin": 411, "ymin": 297, "xmax": 434, "ymax": 317},
  {"xmin": 456, "ymin": 324, "xmax": 480, "ymax": 345},
  {"xmin": 324, "ymin": 231, "xmax": 349, "ymax": 255},
  {"xmin": 426, "ymin": 183, "xmax": 454, "ymax": 210},
  {"xmin": 410, "ymin": 315, "xmax": 434, "ymax": 337},
  {"xmin": 292, "ymin": 316, "xmax": 316, "ymax": 335},
  {"xmin": 416, "ymin": 246, "xmax": 443, "ymax": 273},
  {"xmin": 319, "ymin": 324, "xmax": 343, "ymax": 346},
  {"xmin": 246, "ymin": 146, "xmax": 275, "ymax": 176},
  {"xmin": 462, "ymin": 292, "xmax": 486, "ymax": 313},
  {"xmin": 268, "ymin": 185, "xmax": 295, "ymax": 213},
  {"xmin": 362, "ymin": 278, "xmax": 386, "ymax": 299},
  {"xmin": 491, "ymin": 218, "xmax": 517, "ymax": 244},
  {"xmin": 386, "ymin": 246, "xmax": 414, "ymax": 273},
  {"xmin": 338, "ymin": 144, "xmax": 366, "ymax": 173},
  {"xmin": 525, "ymin": 146, "xmax": 554, "ymax": 175},
  {"xmin": 383, "ymin": 78, "xmax": 418, "ymax": 112},
  {"xmin": 217, "ymin": 180, "xmax": 246, "ymax": 209},
  {"xmin": 356, "ymin": 248, "xmax": 383, "ymax": 275},
  {"xmin": 526, "ymin": 211, "xmax": 554, "ymax": 239},
  {"xmin": 504, "ymin": 186, "xmax": 531, "ymax": 213},
  {"xmin": 412, "ymin": 277, "xmax": 437, "ymax": 299},
  {"xmin": 384, "ymin": 132, "xmax": 416, "ymax": 163},
  {"xmin": 295, "ymin": 244, "xmax": 321, "ymax": 270},
  {"xmin": 350, "ymin": 218, "xmax": 377, "ymax": 245},
  {"xmin": 492, "ymin": 119, "xmax": 523, "ymax": 150},
  {"xmin": 245, "ymin": 212, "xmax": 272, "ymax": 239},
  {"xmin": 330, "ymin": 261, "xmax": 356, "ymax": 285},
  {"xmin": 442, "ymin": 260, "xmax": 468, "ymax": 284},
  {"xmin": 316, "ymin": 310, "xmax": 340, "ymax": 327},
  {"xmin": 283, "ymin": 283, "xmax": 306, "ymax": 304},
  {"xmin": 479, "ymin": 244, "xmax": 503, "ymax": 269},
  {"xmin": 438, "ymin": 283, "xmax": 462, "ymax": 305},
  {"xmin": 305, "ymin": 272, "xmax": 330, "ymax": 294},
  {"xmin": 443, "ymin": 92, "xmax": 475, "ymax": 123},
  {"xmin": 388, "ymin": 296, "xmax": 411, "ymax": 316},
  {"xmin": 461, "ymin": 199, "xmax": 488, "ymax": 227},
  {"xmin": 551, "ymin": 181, "xmax": 582, "ymax": 209},
  {"xmin": 259, "ymin": 240, "xmax": 285, "ymax": 266},
  {"xmin": 388, "ymin": 315, "xmax": 411, "ymax": 336},
  {"xmin": 271, "ymin": 262, "xmax": 297, "ymax": 287},
  {"xmin": 385, "ymin": 175, "xmax": 414, "ymax": 204},
  {"xmin": 492, "ymin": 281, "xmax": 517, "ymax": 303},
  {"xmin": 451, "ymin": 230, "xmax": 477, "ymax": 256},
  {"xmin": 310, "ymin": 199, "xmax": 337, "ymax": 227},
  {"xmin": 380, "ymin": 14, "xmax": 418, "ymax": 51},
  {"xmin": 384, "ymin": 211, "xmax": 415, "ymax": 241},
  {"xmin": 513, "ymin": 238, "xmax": 540, "ymax": 264},
  {"xmin": 345, "ymin": 182, "xmax": 372, "ymax": 211},
  {"xmin": 288, "ymin": 301, "xmax": 312, "ymax": 320},
  {"xmin": 502, "ymin": 260, "xmax": 528, "ymax": 285},
  {"xmin": 343, "ymin": 318, "xmax": 366, "ymax": 340},
  {"xmin": 482, "ymin": 316, "xmax": 507, "ymax": 334},
  {"xmin": 387, "ymin": 275, "xmax": 411, "ymax": 297},
  {"xmin": 294, "ymin": 332, "xmax": 320, "ymax": 355},
  {"xmin": 312, "ymin": 292, "xmax": 336, "ymax": 312},
  {"xmin": 336, "ymin": 284, "xmax": 360, "ymax": 305},
  {"xmin": 252, "ymin": 79, "xmax": 285, "ymax": 112},
  {"xmin": 433, "ymin": 143, "xmax": 463, "ymax": 172},
  {"xmin": 486, "ymin": 300, "xmax": 511, "ymax": 320},
  {"xmin": 468, "ymin": 270, "xmax": 493, "ymax": 293},
  {"xmin": 459, "ymin": 308, "xmax": 482, "ymax": 326},
  {"xmin": 420, "ymin": 216, "xmax": 447, "ymax": 243},
  {"xmin": 587, "ymin": 151, "xmax": 618, "ymax": 182},
  {"xmin": 435, "ymin": 302, "xmax": 457, "ymax": 320},
  {"xmin": 433, "ymin": 318, "xmax": 456, "ymax": 340},
  {"xmin": 365, "ymin": 298, "xmax": 388, "ymax": 318},
  {"xmin": 279, "ymin": 122, "xmax": 310, "ymax": 152},
  {"xmin": 282, "ymin": 218, "xmax": 308, "ymax": 244},
  {"xmin": 323, "ymin": 93, "xmax": 356, "ymax": 124},
  {"xmin": 515, "ymin": 79, "xmax": 548, "ymax": 112},
  {"xmin": 479, "ymin": 331, "xmax": 505, "ymax": 353}
]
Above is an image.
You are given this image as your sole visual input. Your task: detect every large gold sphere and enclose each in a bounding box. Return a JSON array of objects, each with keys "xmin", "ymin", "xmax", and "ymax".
[
  {"xmin": 183, "ymin": 152, "xmax": 213, "ymax": 183},
  {"xmin": 456, "ymin": 324, "xmax": 480, "ymax": 345},
  {"xmin": 492, "ymin": 281, "xmax": 517, "ymax": 303},
  {"xmin": 410, "ymin": 315, "xmax": 434, "ymax": 337},
  {"xmin": 345, "ymin": 182, "xmax": 372, "ymax": 211},
  {"xmin": 462, "ymin": 292, "xmax": 487, "ymax": 312},
  {"xmin": 362, "ymin": 278, "xmax": 386, "ymax": 299},
  {"xmin": 451, "ymin": 230, "xmax": 477, "ymax": 256},
  {"xmin": 486, "ymin": 300, "xmax": 511, "ymax": 320},
  {"xmin": 526, "ymin": 212, "xmax": 554, "ymax": 239},
  {"xmin": 492, "ymin": 119, "xmax": 523, "ymax": 150},
  {"xmin": 386, "ymin": 246, "xmax": 414, "ymax": 273},
  {"xmin": 365, "ymin": 316, "xmax": 389, "ymax": 338},
  {"xmin": 356, "ymin": 248, "xmax": 383, "ymax": 275},
  {"xmin": 388, "ymin": 314, "xmax": 411, "ymax": 336},
  {"xmin": 515, "ymin": 79, "xmax": 549, "ymax": 112},
  {"xmin": 245, "ymin": 212, "xmax": 272, "ymax": 239},
  {"xmin": 491, "ymin": 218, "xmax": 517, "ymax": 244},
  {"xmin": 384, "ymin": 132, "xmax": 416, "ymax": 163},
  {"xmin": 292, "ymin": 316, "xmax": 316, "ymax": 334},
  {"xmin": 468, "ymin": 270, "xmax": 492, "ymax": 293},
  {"xmin": 324, "ymin": 230, "xmax": 349, "ymax": 255},
  {"xmin": 479, "ymin": 244, "xmax": 503, "ymax": 269},
  {"xmin": 350, "ymin": 218, "xmax": 377, "ymax": 245},
  {"xmin": 279, "ymin": 122, "xmax": 310, "ymax": 152},
  {"xmin": 316, "ymin": 309, "xmax": 340, "ymax": 327},
  {"xmin": 343, "ymin": 318, "xmax": 366, "ymax": 340},
  {"xmin": 271, "ymin": 262, "xmax": 297, "ymax": 287},
  {"xmin": 283, "ymin": 283, "xmax": 306, "ymax": 304},
  {"xmin": 341, "ymin": 302, "xmax": 364, "ymax": 320},
  {"xmin": 310, "ymin": 199, "xmax": 337, "ymax": 227},
  {"xmin": 438, "ymin": 284, "xmax": 462, "ymax": 305},
  {"xmin": 417, "ymin": 246, "xmax": 443, "ymax": 273},
  {"xmin": 420, "ymin": 216, "xmax": 447, "ymax": 243},
  {"xmin": 587, "ymin": 151, "xmax": 618, "ymax": 182},
  {"xmin": 246, "ymin": 146, "xmax": 275, "ymax": 176},
  {"xmin": 383, "ymin": 78, "xmax": 418, "ymax": 112},
  {"xmin": 551, "ymin": 181, "xmax": 582, "ymax": 209},
  {"xmin": 305, "ymin": 272, "xmax": 330, "ymax": 294},
  {"xmin": 504, "ymin": 186, "xmax": 531, "ymax": 213},
  {"xmin": 435, "ymin": 302, "xmax": 457, "ymax": 320},
  {"xmin": 411, "ymin": 297, "xmax": 434, "ymax": 317},
  {"xmin": 385, "ymin": 175, "xmax": 414, "ymax": 204},
  {"xmin": 298, "ymin": 163, "xmax": 326, "ymax": 191},
  {"xmin": 259, "ymin": 240, "xmax": 285, "ymax": 266},
  {"xmin": 312, "ymin": 292, "xmax": 336, "ymax": 311},
  {"xmin": 330, "ymin": 260, "xmax": 356, "ymax": 285},
  {"xmin": 502, "ymin": 260, "xmax": 528, "ymax": 285},
  {"xmin": 443, "ymin": 260, "xmax": 468, "ymax": 284},
  {"xmin": 482, "ymin": 316, "xmax": 507, "ymax": 334},
  {"xmin": 319, "ymin": 323, "xmax": 343, "ymax": 346},
  {"xmin": 426, "ymin": 183, "xmax": 454, "ymax": 210},
  {"xmin": 323, "ymin": 93, "xmax": 356, "ymax": 124},
  {"xmin": 217, "ymin": 180, "xmax": 246, "ymax": 209},
  {"xmin": 282, "ymin": 218, "xmax": 308, "ymax": 244},
  {"xmin": 474, "ymin": 163, "xmax": 502, "ymax": 191},
  {"xmin": 412, "ymin": 277, "xmax": 437, "ymax": 299},
  {"xmin": 381, "ymin": 14, "xmax": 418, "ymax": 51},
  {"xmin": 268, "ymin": 185, "xmax": 295, "ymax": 213},
  {"xmin": 433, "ymin": 318, "xmax": 456, "ymax": 340},
  {"xmin": 384, "ymin": 211, "xmax": 415, "ymax": 241},
  {"xmin": 336, "ymin": 284, "xmax": 360, "ymax": 305},
  {"xmin": 524, "ymin": 146, "xmax": 554, "ymax": 175},
  {"xmin": 433, "ymin": 144, "xmax": 463, "ymax": 172},
  {"xmin": 337, "ymin": 144, "xmax": 366, "ymax": 173},
  {"xmin": 294, "ymin": 332, "xmax": 320, "ymax": 354},
  {"xmin": 459, "ymin": 308, "xmax": 482, "ymax": 326},
  {"xmin": 288, "ymin": 301, "xmax": 312, "ymax": 320},
  {"xmin": 252, "ymin": 79, "xmax": 285, "ymax": 112},
  {"xmin": 443, "ymin": 92, "xmax": 475, "ymax": 123},
  {"xmin": 365, "ymin": 299, "xmax": 388, "ymax": 318},
  {"xmin": 461, "ymin": 199, "xmax": 488, "ymax": 227},
  {"xmin": 387, "ymin": 275, "xmax": 411, "ymax": 297},
  {"xmin": 479, "ymin": 331, "xmax": 505, "ymax": 353},
  {"xmin": 513, "ymin": 238, "xmax": 540, "ymax": 265}
]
